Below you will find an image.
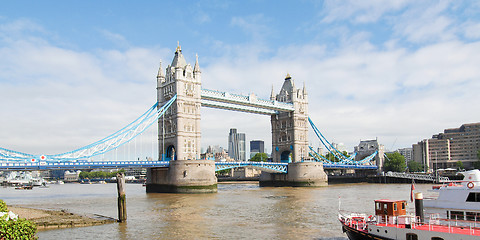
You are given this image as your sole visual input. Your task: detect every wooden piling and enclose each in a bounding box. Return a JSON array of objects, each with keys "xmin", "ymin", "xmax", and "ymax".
[{"xmin": 116, "ymin": 172, "xmax": 126, "ymax": 222}]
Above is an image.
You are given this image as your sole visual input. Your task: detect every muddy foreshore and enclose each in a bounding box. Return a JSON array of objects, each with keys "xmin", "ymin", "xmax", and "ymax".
[{"xmin": 8, "ymin": 206, "xmax": 116, "ymax": 230}]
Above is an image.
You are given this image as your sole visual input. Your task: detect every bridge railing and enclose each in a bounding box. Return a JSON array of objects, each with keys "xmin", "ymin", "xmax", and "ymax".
[
  {"xmin": 201, "ymin": 89, "xmax": 294, "ymax": 111},
  {"xmin": 384, "ymin": 172, "xmax": 450, "ymax": 182}
]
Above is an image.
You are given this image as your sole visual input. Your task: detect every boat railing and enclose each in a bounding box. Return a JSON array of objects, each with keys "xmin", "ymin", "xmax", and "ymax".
[
  {"xmin": 423, "ymin": 213, "xmax": 480, "ymax": 235},
  {"xmin": 339, "ymin": 211, "xmax": 373, "ymax": 231},
  {"xmin": 432, "ymin": 180, "xmax": 480, "ymax": 190}
]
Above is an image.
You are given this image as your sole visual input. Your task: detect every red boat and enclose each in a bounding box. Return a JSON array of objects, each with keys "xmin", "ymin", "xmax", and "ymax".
[{"xmin": 339, "ymin": 193, "xmax": 480, "ymax": 240}]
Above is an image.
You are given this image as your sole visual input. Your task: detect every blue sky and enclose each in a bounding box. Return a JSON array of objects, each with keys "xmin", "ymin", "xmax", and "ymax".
[{"xmin": 1, "ymin": 1, "xmax": 480, "ymax": 158}]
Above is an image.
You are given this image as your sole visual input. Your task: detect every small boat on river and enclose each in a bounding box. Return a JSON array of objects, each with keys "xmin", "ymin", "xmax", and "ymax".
[
  {"xmin": 339, "ymin": 193, "xmax": 480, "ymax": 240},
  {"xmin": 15, "ymin": 185, "xmax": 33, "ymax": 190}
]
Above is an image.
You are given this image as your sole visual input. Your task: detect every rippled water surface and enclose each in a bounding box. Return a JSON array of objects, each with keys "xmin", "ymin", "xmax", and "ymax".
[{"xmin": 1, "ymin": 182, "xmax": 435, "ymax": 239}]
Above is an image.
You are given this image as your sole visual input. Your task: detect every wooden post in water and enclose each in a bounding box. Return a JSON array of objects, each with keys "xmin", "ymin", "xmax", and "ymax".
[{"xmin": 116, "ymin": 172, "xmax": 127, "ymax": 222}]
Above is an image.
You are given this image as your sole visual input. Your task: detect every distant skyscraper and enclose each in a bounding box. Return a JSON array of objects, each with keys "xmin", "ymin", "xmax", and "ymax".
[
  {"xmin": 250, "ymin": 140, "xmax": 265, "ymax": 158},
  {"xmin": 228, "ymin": 129, "xmax": 246, "ymax": 161}
]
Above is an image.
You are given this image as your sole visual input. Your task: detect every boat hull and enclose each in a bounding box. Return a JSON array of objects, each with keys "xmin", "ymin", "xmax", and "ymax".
[{"xmin": 342, "ymin": 222, "xmax": 393, "ymax": 240}]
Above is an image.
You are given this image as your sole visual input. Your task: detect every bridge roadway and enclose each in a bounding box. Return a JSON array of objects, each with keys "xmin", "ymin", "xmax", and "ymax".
[{"xmin": 0, "ymin": 160, "xmax": 377, "ymax": 172}]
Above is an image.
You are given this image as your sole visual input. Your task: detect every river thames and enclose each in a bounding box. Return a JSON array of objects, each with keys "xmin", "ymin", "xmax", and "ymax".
[{"xmin": 1, "ymin": 182, "xmax": 435, "ymax": 239}]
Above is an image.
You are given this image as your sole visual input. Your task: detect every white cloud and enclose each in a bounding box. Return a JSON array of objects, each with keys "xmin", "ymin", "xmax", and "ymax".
[
  {"xmin": 462, "ymin": 21, "xmax": 480, "ymax": 40},
  {"xmin": 392, "ymin": 1, "xmax": 456, "ymax": 43},
  {"xmin": 321, "ymin": 0, "xmax": 410, "ymax": 24},
  {"xmin": 200, "ymin": 37, "xmax": 480, "ymax": 152},
  {"xmin": 0, "ymin": 24, "xmax": 170, "ymax": 156}
]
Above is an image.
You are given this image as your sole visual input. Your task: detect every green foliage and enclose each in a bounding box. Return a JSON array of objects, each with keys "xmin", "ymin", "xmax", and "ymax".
[
  {"xmin": 456, "ymin": 161, "xmax": 464, "ymax": 170},
  {"xmin": 407, "ymin": 161, "xmax": 424, "ymax": 172},
  {"xmin": 0, "ymin": 199, "xmax": 37, "ymax": 240},
  {"xmin": 0, "ymin": 217, "xmax": 37, "ymax": 240},
  {"xmin": 250, "ymin": 153, "xmax": 268, "ymax": 162},
  {"xmin": 79, "ymin": 170, "xmax": 125, "ymax": 179},
  {"xmin": 216, "ymin": 169, "xmax": 231, "ymax": 176},
  {"xmin": 0, "ymin": 200, "xmax": 7, "ymax": 212},
  {"xmin": 323, "ymin": 151, "xmax": 350, "ymax": 162},
  {"xmin": 473, "ymin": 160, "xmax": 480, "ymax": 170},
  {"xmin": 383, "ymin": 152, "xmax": 407, "ymax": 172},
  {"xmin": 478, "ymin": 150, "xmax": 480, "ymax": 160}
]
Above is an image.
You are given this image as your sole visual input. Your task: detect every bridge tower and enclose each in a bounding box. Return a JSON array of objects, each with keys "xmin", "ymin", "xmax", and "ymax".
[
  {"xmin": 157, "ymin": 44, "xmax": 202, "ymax": 161},
  {"xmin": 148, "ymin": 44, "xmax": 216, "ymax": 193},
  {"xmin": 261, "ymin": 74, "xmax": 327, "ymax": 187},
  {"xmin": 271, "ymin": 74, "xmax": 309, "ymax": 163}
]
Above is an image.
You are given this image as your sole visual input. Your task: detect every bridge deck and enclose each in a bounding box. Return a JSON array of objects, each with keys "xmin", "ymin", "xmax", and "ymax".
[{"xmin": 0, "ymin": 161, "xmax": 377, "ymax": 171}]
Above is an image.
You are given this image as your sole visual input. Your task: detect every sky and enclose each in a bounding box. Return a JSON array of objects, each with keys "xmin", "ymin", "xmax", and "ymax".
[{"xmin": 1, "ymin": 0, "xmax": 480, "ymax": 159}]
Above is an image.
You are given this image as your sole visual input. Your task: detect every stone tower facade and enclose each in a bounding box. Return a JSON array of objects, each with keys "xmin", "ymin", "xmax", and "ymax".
[
  {"xmin": 157, "ymin": 44, "xmax": 202, "ymax": 161},
  {"xmin": 271, "ymin": 74, "xmax": 309, "ymax": 163}
]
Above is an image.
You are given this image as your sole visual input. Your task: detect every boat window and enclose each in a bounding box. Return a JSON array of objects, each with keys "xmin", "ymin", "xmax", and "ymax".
[
  {"xmin": 466, "ymin": 192, "xmax": 480, "ymax": 202},
  {"xmin": 450, "ymin": 211, "xmax": 464, "ymax": 220},
  {"xmin": 466, "ymin": 212, "xmax": 479, "ymax": 221},
  {"xmin": 406, "ymin": 233, "xmax": 418, "ymax": 240},
  {"xmin": 401, "ymin": 202, "xmax": 405, "ymax": 210},
  {"xmin": 376, "ymin": 202, "xmax": 380, "ymax": 210},
  {"xmin": 393, "ymin": 203, "xmax": 397, "ymax": 211}
]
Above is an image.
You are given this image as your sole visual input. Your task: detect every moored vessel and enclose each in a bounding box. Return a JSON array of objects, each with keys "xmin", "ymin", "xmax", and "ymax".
[
  {"xmin": 339, "ymin": 193, "xmax": 480, "ymax": 240},
  {"xmin": 424, "ymin": 169, "xmax": 480, "ymax": 222}
]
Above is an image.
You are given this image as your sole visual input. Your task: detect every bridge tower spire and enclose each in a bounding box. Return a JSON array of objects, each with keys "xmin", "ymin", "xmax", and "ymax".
[{"xmin": 271, "ymin": 74, "xmax": 309, "ymax": 163}]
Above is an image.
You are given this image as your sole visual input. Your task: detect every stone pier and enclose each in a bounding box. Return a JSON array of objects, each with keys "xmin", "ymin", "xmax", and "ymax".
[
  {"xmin": 259, "ymin": 161, "xmax": 328, "ymax": 187},
  {"xmin": 146, "ymin": 160, "xmax": 217, "ymax": 193}
]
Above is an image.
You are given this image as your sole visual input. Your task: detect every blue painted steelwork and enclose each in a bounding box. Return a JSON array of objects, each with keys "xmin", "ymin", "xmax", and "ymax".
[
  {"xmin": 323, "ymin": 163, "xmax": 377, "ymax": 170},
  {"xmin": 307, "ymin": 117, "xmax": 378, "ymax": 167},
  {"xmin": 308, "ymin": 146, "xmax": 357, "ymax": 164},
  {"xmin": 0, "ymin": 161, "xmax": 170, "ymax": 171},
  {"xmin": 0, "ymin": 95, "xmax": 177, "ymax": 163},
  {"xmin": 0, "ymin": 160, "xmax": 377, "ymax": 171},
  {"xmin": 215, "ymin": 161, "xmax": 288, "ymax": 173}
]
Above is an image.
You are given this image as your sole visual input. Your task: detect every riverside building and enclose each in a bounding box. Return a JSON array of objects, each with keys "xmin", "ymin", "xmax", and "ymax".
[{"xmin": 412, "ymin": 122, "xmax": 480, "ymax": 171}]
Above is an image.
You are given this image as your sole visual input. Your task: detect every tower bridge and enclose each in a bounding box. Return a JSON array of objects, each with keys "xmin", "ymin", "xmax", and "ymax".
[
  {"xmin": 157, "ymin": 44, "xmax": 309, "ymax": 164},
  {"xmin": 0, "ymin": 44, "xmax": 379, "ymax": 192}
]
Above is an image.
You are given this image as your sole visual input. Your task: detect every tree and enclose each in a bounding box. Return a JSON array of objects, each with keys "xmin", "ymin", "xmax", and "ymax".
[
  {"xmin": 323, "ymin": 151, "xmax": 350, "ymax": 162},
  {"xmin": 250, "ymin": 153, "xmax": 268, "ymax": 162},
  {"xmin": 383, "ymin": 152, "xmax": 406, "ymax": 172},
  {"xmin": 407, "ymin": 161, "xmax": 423, "ymax": 172},
  {"xmin": 456, "ymin": 161, "xmax": 464, "ymax": 170}
]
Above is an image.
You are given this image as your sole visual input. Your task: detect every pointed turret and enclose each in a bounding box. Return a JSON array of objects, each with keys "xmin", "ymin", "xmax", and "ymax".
[
  {"xmin": 270, "ymin": 85, "xmax": 276, "ymax": 101},
  {"xmin": 302, "ymin": 81, "xmax": 307, "ymax": 95},
  {"xmin": 194, "ymin": 54, "xmax": 200, "ymax": 73},
  {"xmin": 171, "ymin": 42, "xmax": 187, "ymax": 68},
  {"xmin": 157, "ymin": 61, "xmax": 165, "ymax": 83}
]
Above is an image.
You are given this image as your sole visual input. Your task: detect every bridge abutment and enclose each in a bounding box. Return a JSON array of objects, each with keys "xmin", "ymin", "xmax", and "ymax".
[
  {"xmin": 146, "ymin": 160, "xmax": 217, "ymax": 193},
  {"xmin": 259, "ymin": 161, "xmax": 328, "ymax": 187}
]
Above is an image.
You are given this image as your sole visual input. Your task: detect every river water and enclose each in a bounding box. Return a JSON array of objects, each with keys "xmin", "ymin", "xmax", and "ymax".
[{"xmin": 1, "ymin": 182, "xmax": 435, "ymax": 240}]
